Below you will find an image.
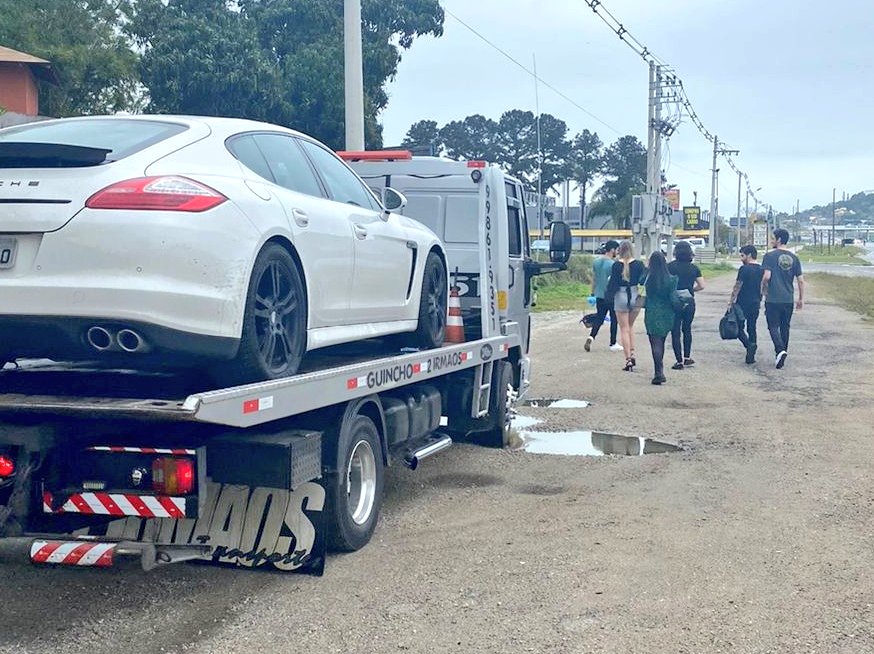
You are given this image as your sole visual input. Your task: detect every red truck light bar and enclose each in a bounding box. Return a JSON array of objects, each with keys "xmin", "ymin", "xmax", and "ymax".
[{"xmin": 337, "ymin": 150, "xmax": 413, "ymax": 162}]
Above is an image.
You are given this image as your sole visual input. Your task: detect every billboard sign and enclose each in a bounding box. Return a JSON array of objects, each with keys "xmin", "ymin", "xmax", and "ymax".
[
  {"xmin": 682, "ymin": 205, "xmax": 702, "ymax": 230},
  {"xmin": 664, "ymin": 189, "xmax": 680, "ymax": 210},
  {"xmin": 753, "ymin": 221, "xmax": 768, "ymax": 248}
]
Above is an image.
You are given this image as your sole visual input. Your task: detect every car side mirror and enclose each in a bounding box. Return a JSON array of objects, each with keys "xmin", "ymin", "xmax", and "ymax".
[
  {"xmin": 548, "ymin": 220, "xmax": 572, "ymax": 264},
  {"xmin": 383, "ymin": 187, "xmax": 407, "ymax": 213}
]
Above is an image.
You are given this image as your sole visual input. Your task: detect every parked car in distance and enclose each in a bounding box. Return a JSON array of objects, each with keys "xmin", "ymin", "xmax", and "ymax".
[
  {"xmin": 0, "ymin": 115, "xmax": 449, "ymax": 384},
  {"xmin": 530, "ymin": 239, "xmax": 550, "ymax": 252}
]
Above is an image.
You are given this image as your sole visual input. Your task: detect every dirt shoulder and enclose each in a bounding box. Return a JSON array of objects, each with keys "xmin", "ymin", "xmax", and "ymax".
[{"xmin": 2, "ymin": 274, "xmax": 873, "ymax": 654}]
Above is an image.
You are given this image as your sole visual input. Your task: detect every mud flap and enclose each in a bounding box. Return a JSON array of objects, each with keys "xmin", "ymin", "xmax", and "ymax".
[{"xmin": 71, "ymin": 479, "xmax": 328, "ymax": 575}]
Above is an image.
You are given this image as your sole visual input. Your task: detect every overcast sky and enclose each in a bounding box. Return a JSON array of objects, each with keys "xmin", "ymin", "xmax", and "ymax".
[{"xmin": 380, "ymin": 0, "xmax": 874, "ymax": 215}]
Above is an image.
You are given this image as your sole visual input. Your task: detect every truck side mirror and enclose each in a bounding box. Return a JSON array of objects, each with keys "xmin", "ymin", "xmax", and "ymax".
[
  {"xmin": 383, "ymin": 187, "xmax": 407, "ymax": 213},
  {"xmin": 548, "ymin": 221, "xmax": 572, "ymax": 264}
]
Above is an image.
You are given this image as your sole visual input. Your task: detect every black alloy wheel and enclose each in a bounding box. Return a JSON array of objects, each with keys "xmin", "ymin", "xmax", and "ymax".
[
  {"xmin": 412, "ymin": 252, "xmax": 447, "ymax": 349},
  {"xmin": 214, "ymin": 244, "xmax": 306, "ymax": 385}
]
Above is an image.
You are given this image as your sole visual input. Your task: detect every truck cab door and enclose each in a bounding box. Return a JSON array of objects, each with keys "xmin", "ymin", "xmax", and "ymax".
[{"xmin": 504, "ymin": 182, "xmax": 531, "ymax": 353}]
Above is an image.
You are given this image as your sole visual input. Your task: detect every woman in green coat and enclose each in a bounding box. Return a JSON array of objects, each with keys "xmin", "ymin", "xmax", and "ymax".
[{"xmin": 644, "ymin": 251, "xmax": 677, "ymax": 385}]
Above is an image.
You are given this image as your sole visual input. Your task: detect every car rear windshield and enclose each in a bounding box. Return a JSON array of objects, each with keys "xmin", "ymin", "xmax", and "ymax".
[{"xmin": 0, "ymin": 119, "xmax": 187, "ymax": 167}]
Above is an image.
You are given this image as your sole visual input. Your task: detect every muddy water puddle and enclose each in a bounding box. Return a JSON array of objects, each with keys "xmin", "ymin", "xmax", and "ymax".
[
  {"xmin": 521, "ymin": 398, "xmax": 591, "ymax": 408},
  {"xmin": 510, "ymin": 415, "xmax": 680, "ymax": 456}
]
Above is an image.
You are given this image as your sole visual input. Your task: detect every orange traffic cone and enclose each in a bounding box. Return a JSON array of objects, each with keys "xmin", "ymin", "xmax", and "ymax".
[{"xmin": 445, "ymin": 286, "xmax": 465, "ymax": 343}]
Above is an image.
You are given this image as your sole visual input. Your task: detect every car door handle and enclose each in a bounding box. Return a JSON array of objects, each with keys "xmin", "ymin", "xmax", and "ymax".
[
  {"xmin": 353, "ymin": 223, "xmax": 368, "ymax": 240},
  {"xmin": 291, "ymin": 208, "xmax": 309, "ymax": 227}
]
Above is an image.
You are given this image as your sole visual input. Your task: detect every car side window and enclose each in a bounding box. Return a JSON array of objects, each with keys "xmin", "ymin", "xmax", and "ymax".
[
  {"xmin": 298, "ymin": 140, "xmax": 380, "ymax": 210},
  {"xmin": 250, "ymin": 134, "xmax": 324, "ymax": 198},
  {"xmin": 226, "ymin": 135, "xmax": 274, "ymax": 182}
]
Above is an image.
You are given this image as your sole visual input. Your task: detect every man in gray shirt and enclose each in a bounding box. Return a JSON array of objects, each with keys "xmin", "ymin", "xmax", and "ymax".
[{"xmin": 761, "ymin": 228, "xmax": 805, "ymax": 369}]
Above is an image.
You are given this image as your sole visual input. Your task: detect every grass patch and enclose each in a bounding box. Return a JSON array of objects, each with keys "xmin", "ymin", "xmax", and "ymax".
[
  {"xmin": 795, "ymin": 245, "xmax": 870, "ymax": 265},
  {"xmin": 533, "ymin": 282, "xmax": 592, "ymax": 312},
  {"xmin": 697, "ymin": 262, "xmax": 735, "ymax": 278},
  {"xmin": 807, "ymin": 273, "xmax": 874, "ymax": 320}
]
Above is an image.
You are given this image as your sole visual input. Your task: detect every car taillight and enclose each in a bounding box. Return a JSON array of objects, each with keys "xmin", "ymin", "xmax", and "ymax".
[
  {"xmin": 85, "ymin": 176, "xmax": 227, "ymax": 212},
  {"xmin": 0, "ymin": 454, "xmax": 14, "ymax": 478},
  {"xmin": 152, "ymin": 457, "xmax": 195, "ymax": 495}
]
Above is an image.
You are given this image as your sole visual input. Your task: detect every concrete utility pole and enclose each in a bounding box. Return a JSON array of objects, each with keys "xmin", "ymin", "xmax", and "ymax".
[
  {"xmin": 709, "ymin": 137, "xmax": 739, "ymax": 251},
  {"xmin": 831, "ymin": 187, "xmax": 836, "ymax": 254},
  {"xmin": 343, "ymin": 0, "xmax": 365, "ymax": 151},
  {"xmin": 736, "ymin": 170, "xmax": 742, "ymax": 252}
]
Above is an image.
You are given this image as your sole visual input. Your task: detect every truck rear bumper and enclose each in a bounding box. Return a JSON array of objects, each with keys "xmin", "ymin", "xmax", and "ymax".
[{"xmin": 0, "ymin": 537, "xmax": 211, "ymax": 571}]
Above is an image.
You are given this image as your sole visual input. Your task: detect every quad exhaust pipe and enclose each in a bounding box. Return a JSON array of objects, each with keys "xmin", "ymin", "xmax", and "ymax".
[{"xmin": 86, "ymin": 326, "xmax": 148, "ymax": 353}]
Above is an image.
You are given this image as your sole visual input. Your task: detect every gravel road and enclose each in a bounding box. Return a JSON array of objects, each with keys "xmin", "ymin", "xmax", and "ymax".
[{"xmin": 1, "ymin": 273, "xmax": 872, "ymax": 654}]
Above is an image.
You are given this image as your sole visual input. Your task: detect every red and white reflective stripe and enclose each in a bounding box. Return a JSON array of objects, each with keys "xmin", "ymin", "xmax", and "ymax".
[
  {"xmin": 43, "ymin": 491, "xmax": 186, "ymax": 518},
  {"xmin": 242, "ymin": 396, "xmax": 274, "ymax": 414},
  {"xmin": 30, "ymin": 540, "xmax": 115, "ymax": 567},
  {"xmin": 346, "ymin": 374, "xmax": 368, "ymax": 390},
  {"xmin": 87, "ymin": 446, "xmax": 196, "ymax": 455},
  {"xmin": 460, "ymin": 351, "xmax": 473, "ymax": 361}
]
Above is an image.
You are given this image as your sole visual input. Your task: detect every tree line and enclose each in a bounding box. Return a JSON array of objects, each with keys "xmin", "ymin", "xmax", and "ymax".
[
  {"xmin": 401, "ymin": 114, "xmax": 646, "ymax": 228},
  {"xmin": 0, "ymin": 0, "xmax": 444, "ymax": 150}
]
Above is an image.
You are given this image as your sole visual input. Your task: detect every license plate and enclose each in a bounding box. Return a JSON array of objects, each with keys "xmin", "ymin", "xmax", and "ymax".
[{"xmin": 0, "ymin": 237, "xmax": 17, "ymax": 269}]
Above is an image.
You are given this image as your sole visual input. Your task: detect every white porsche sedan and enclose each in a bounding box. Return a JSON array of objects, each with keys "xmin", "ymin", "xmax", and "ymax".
[{"xmin": 0, "ymin": 115, "xmax": 448, "ymax": 384}]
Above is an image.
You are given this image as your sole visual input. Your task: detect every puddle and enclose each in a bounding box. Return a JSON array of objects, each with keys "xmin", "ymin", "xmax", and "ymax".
[
  {"xmin": 511, "ymin": 415, "xmax": 544, "ymax": 429},
  {"xmin": 512, "ymin": 428, "xmax": 680, "ymax": 456},
  {"xmin": 521, "ymin": 398, "xmax": 591, "ymax": 408}
]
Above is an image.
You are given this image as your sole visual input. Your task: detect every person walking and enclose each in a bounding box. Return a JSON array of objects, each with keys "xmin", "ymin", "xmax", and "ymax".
[
  {"xmin": 667, "ymin": 240, "xmax": 704, "ymax": 370},
  {"xmin": 606, "ymin": 240, "xmax": 646, "ymax": 372},
  {"xmin": 727, "ymin": 244, "xmax": 764, "ymax": 364},
  {"xmin": 585, "ymin": 240, "xmax": 622, "ymax": 352},
  {"xmin": 761, "ymin": 228, "xmax": 804, "ymax": 369},
  {"xmin": 643, "ymin": 251, "xmax": 677, "ymax": 385}
]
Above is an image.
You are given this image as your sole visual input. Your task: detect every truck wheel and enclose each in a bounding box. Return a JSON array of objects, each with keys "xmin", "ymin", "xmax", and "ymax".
[
  {"xmin": 471, "ymin": 361, "xmax": 514, "ymax": 448},
  {"xmin": 214, "ymin": 244, "xmax": 306, "ymax": 385},
  {"xmin": 325, "ymin": 414, "xmax": 384, "ymax": 552},
  {"xmin": 411, "ymin": 252, "xmax": 447, "ymax": 349}
]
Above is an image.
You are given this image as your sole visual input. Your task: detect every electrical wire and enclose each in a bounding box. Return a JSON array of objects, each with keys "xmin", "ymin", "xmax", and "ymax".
[
  {"xmin": 443, "ymin": 8, "xmax": 622, "ymax": 136},
  {"xmin": 581, "ymin": 0, "xmax": 770, "ymax": 210}
]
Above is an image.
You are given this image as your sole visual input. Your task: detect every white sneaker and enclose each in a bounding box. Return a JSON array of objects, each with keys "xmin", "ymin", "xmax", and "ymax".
[
  {"xmin": 609, "ymin": 343, "xmax": 623, "ymax": 351},
  {"xmin": 775, "ymin": 351, "xmax": 787, "ymax": 369},
  {"xmin": 584, "ymin": 336, "xmax": 594, "ymax": 352}
]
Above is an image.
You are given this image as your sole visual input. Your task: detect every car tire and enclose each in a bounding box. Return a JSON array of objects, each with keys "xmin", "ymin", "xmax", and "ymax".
[
  {"xmin": 325, "ymin": 414, "xmax": 384, "ymax": 552},
  {"xmin": 411, "ymin": 252, "xmax": 447, "ymax": 350},
  {"xmin": 214, "ymin": 243, "xmax": 306, "ymax": 386}
]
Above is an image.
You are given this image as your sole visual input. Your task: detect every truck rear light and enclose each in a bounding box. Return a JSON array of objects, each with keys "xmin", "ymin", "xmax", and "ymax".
[
  {"xmin": 466, "ymin": 161, "xmax": 487, "ymax": 168},
  {"xmin": 85, "ymin": 176, "xmax": 227, "ymax": 212},
  {"xmin": 0, "ymin": 454, "xmax": 14, "ymax": 477},
  {"xmin": 151, "ymin": 457, "xmax": 194, "ymax": 495}
]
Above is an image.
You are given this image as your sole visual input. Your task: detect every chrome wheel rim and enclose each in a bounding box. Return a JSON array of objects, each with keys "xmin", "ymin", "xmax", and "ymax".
[{"xmin": 347, "ymin": 439, "xmax": 377, "ymax": 525}]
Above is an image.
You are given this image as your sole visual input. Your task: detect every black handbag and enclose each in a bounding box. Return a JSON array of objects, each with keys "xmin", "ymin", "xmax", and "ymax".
[
  {"xmin": 719, "ymin": 307, "xmax": 740, "ymax": 340},
  {"xmin": 671, "ymin": 289, "xmax": 693, "ymax": 312},
  {"xmin": 581, "ymin": 313, "xmax": 598, "ymax": 328}
]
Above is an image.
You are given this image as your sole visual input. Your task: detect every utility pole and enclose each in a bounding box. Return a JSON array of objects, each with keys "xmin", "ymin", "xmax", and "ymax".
[
  {"xmin": 642, "ymin": 62, "xmax": 662, "ymax": 257},
  {"xmin": 534, "ymin": 54, "xmax": 543, "ymax": 238},
  {"xmin": 736, "ymin": 170, "xmax": 742, "ymax": 252},
  {"xmin": 343, "ymin": 0, "xmax": 365, "ymax": 151},
  {"xmin": 831, "ymin": 187, "xmax": 836, "ymax": 254},
  {"xmin": 745, "ymin": 188, "xmax": 750, "ymax": 246},
  {"xmin": 709, "ymin": 137, "xmax": 739, "ymax": 252}
]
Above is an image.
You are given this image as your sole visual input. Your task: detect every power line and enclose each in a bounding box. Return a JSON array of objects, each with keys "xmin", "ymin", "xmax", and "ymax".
[
  {"xmin": 581, "ymin": 0, "xmax": 771, "ymax": 211},
  {"xmin": 443, "ymin": 8, "xmax": 622, "ymax": 136}
]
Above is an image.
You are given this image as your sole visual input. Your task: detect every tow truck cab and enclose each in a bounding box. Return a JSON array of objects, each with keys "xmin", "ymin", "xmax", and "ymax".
[{"xmin": 342, "ymin": 150, "xmax": 570, "ymax": 393}]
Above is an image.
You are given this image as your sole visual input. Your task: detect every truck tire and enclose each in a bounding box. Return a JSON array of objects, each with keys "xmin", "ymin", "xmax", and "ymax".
[
  {"xmin": 325, "ymin": 414, "xmax": 384, "ymax": 552},
  {"xmin": 468, "ymin": 361, "xmax": 514, "ymax": 448}
]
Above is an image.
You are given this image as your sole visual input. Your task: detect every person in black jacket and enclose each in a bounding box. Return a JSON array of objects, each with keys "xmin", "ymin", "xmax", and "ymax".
[
  {"xmin": 606, "ymin": 240, "xmax": 646, "ymax": 371},
  {"xmin": 667, "ymin": 241, "xmax": 705, "ymax": 370}
]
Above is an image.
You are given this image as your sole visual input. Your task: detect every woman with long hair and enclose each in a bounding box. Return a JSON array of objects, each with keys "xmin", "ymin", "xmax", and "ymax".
[
  {"xmin": 606, "ymin": 240, "xmax": 646, "ymax": 371},
  {"xmin": 668, "ymin": 240, "xmax": 705, "ymax": 369},
  {"xmin": 644, "ymin": 251, "xmax": 677, "ymax": 385}
]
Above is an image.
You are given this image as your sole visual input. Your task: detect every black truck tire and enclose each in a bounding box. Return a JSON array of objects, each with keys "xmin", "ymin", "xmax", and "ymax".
[{"xmin": 325, "ymin": 414, "xmax": 385, "ymax": 552}]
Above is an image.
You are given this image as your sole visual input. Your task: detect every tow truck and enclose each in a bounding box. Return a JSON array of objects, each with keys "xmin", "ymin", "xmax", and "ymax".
[{"xmin": 0, "ymin": 151, "xmax": 571, "ymax": 573}]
